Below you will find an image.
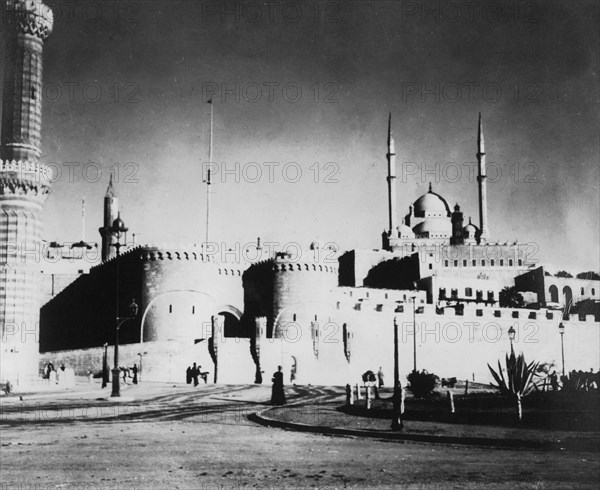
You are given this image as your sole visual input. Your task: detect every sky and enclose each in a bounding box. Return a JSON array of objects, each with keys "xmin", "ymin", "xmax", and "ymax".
[{"xmin": 9, "ymin": 0, "xmax": 599, "ymax": 272}]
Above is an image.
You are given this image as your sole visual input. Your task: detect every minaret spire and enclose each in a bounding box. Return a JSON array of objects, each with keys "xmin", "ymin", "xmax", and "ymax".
[
  {"xmin": 476, "ymin": 113, "xmax": 489, "ymax": 242},
  {"xmin": 204, "ymin": 99, "xmax": 214, "ymax": 245},
  {"xmin": 99, "ymin": 172, "xmax": 119, "ymax": 262},
  {"xmin": 386, "ymin": 113, "xmax": 397, "ymax": 233}
]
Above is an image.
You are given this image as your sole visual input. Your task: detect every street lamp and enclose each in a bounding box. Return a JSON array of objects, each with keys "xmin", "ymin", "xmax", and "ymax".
[
  {"xmin": 558, "ymin": 322, "xmax": 565, "ymax": 376},
  {"xmin": 391, "ymin": 316, "xmax": 403, "ymax": 430},
  {"xmin": 101, "ymin": 342, "xmax": 109, "ymax": 389},
  {"xmin": 508, "ymin": 325, "xmax": 516, "ymax": 356},
  {"xmin": 411, "ymin": 295, "xmax": 417, "ymax": 373},
  {"xmin": 111, "ymin": 299, "xmax": 138, "ymax": 397},
  {"xmin": 137, "ymin": 351, "xmax": 148, "ymax": 383}
]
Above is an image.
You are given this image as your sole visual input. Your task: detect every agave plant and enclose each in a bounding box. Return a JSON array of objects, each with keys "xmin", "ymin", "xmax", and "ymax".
[{"xmin": 488, "ymin": 351, "xmax": 539, "ymax": 421}]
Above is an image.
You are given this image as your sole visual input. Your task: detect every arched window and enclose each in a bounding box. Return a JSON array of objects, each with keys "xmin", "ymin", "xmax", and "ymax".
[
  {"xmin": 169, "ymin": 304, "xmax": 172, "ymax": 313},
  {"xmin": 581, "ymin": 287, "xmax": 585, "ymax": 295},
  {"xmin": 549, "ymin": 285, "xmax": 559, "ymax": 303}
]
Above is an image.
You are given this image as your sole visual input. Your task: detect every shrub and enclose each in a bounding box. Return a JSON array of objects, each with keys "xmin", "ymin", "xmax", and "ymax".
[{"xmin": 407, "ymin": 370, "xmax": 440, "ymax": 398}]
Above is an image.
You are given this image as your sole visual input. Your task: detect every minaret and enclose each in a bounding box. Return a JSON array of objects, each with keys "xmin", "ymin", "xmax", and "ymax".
[
  {"xmin": 386, "ymin": 113, "xmax": 397, "ymax": 232},
  {"xmin": 98, "ymin": 174, "xmax": 119, "ymax": 262},
  {"xmin": 476, "ymin": 113, "xmax": 490, "ymax": 243},
  {"xmin": 0, "ymin": 0, "xmax": 54, "ymax": 385}
]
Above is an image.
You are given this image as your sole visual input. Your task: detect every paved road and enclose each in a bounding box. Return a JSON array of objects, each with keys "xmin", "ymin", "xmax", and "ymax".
[{"xmin": 1, "ymin": 384, "xmax": 598, "ymax": 489}]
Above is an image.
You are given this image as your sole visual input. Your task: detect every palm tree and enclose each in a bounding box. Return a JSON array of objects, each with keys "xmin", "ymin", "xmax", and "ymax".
[{"xmin": 488, "ymin": 351, "xmax": 539, "ymax": 421}]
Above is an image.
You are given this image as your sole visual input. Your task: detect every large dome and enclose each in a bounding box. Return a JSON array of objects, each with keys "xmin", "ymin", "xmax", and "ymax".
[{"xmin": 413, "ymin": 184, "xmax": 451, "ymax": 218}]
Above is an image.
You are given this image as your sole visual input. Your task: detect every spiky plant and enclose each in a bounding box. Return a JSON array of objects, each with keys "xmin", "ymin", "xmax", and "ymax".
[{"xmin": 488, "ymin": 351, "xmax": 539, "ymax": 421}]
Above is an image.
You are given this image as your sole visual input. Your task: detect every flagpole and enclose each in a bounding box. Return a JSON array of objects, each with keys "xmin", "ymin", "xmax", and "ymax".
[
  {"xmin": 205, "ymin": 100, "xmax": 213, "ymax": 245},
  {"xmin": 81, "ymin": 198, "xmax": 85, "ymax": 242}
]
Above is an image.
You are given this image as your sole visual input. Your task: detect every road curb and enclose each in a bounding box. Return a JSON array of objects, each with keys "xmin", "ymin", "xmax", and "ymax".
[{"xmin": 249, "ymin": 409, "xmax": 600, "ymax": 452}]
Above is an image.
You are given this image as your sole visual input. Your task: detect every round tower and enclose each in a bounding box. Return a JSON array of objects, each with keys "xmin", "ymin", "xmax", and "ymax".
[
  {"xmin": 272, "ymin": 248, "xmax": 338, "ymax": 339},
  {"xmin": 0, "ymin": 0, "xmax": 53, "ymax": 386}
]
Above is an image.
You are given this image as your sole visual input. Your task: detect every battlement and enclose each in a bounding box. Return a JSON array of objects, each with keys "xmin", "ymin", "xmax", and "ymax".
[
  {"xmin": 139, "ymin": 246, "xmax": 217, "ymax": 264},
  {"xmin": 273, "ymin": 261, "xmax": 338, "ymax": 274},
  {"xmin": 336, "ymin": 298, "xmax": 599, "ymax": 324}
]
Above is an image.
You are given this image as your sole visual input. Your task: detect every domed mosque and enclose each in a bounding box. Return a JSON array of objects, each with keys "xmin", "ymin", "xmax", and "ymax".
[{"xmin": 383, "ymin": 113, "xmax": 488, "ymax": 252}]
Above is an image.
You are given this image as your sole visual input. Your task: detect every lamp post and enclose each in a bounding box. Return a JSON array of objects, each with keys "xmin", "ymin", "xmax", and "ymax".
[
  {"xmin": 110, "ymin": 214, "xmax": 133, "ymax": 397},
  {"xmin": 558, "ymin": 322, "xmax": 565, "ymax": 377},
  {"xmin": 137, "ymin": 351, "xmax": 148, "ymax": 383},
  {"xmin": 508, "ymin": 325, "xmax": 516, "ymax": 356},
  {"xmin": 111, "ymin": 299, "xmax": 138, "ymax": 397},
  {"xmin": 411, "ymin": 295, "xmax": 417, "ymax": 373},
  {"xmin": 391, "ymin": 316, "xmax": 403, "ymax": 430},
  {"xmin": 101, "ymin": 342, "xmax": 108, "ymax": 389}
]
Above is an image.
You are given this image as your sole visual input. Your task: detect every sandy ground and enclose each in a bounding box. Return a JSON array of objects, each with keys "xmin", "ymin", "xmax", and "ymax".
[{"xmin": 1, "ymin": 382, "xmax": 599, "ymax": 489}]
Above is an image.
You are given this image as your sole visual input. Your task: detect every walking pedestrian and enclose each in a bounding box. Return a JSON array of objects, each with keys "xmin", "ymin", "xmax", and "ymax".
[{"xmin": 271, "ymin": 366, "xmax": 286, "ymax": 405}]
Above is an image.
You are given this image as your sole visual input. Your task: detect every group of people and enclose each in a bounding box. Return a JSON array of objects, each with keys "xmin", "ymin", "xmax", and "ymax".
[
  {"xmin": 120, "ymin": 364, "xmax": 139, "ymax": 385},
  {"xmin": 43, "ymin": 362, "xmax": 75, "ymax": 387},
  {"xmin": 186, "ymin": 363, "xmax": 209, "ymax": 386}
]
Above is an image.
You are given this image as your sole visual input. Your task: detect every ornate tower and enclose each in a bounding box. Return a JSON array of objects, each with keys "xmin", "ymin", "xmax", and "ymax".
[
  {"xmin": 476, "ymin": 113, "xmax": 489, "ymax": 243},
  {"xmin": 98, "ymin": 174, "xmax": 118, "ymax": 262},
  {"xmin": 450, "ymin": 203, "xmax": 464, "ymax": 245},
  {"xmin": 1, "ymin": 0, "xmax": 53, "ymax": 385}
]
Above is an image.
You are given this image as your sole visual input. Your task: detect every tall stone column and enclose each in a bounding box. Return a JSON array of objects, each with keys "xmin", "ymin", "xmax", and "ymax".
[{"xmin": 1, "ymin": 0, "xmax": 53, "ymax": 386}]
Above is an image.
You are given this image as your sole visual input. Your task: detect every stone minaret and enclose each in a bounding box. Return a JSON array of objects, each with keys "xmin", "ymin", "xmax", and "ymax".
[
  {"xmin": 0, "ymin": 0, "xmax": 54, "ymax": 385},
  {"xmin": 98, "ymin": 174, "xmax": 119, "ymax": 262},
  {"xmin": 386, "ymin": 113, "xmax": 397, "ymax": 232},
  {"xmin": 476, "ymin": 113, "xmax": 489, "ymax": 243}
]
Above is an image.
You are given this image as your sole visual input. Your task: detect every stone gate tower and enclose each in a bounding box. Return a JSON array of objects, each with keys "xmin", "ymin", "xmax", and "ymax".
[{"xmin": 1, "ymin": 0, "xmax": 53, "ymax": 385}]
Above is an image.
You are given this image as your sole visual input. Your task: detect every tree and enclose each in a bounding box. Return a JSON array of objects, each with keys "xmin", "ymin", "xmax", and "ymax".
[
  {"xmin": 555, "ymin": 271, "xmax": 573, "ymax": 278},
  {"xmin": 407, "ymin": 370, "xmax": 440, "ymax": 398},
  {"xmin": 488, "ymin": 351, "xmax": 539, "ymax": 421},
  {"xmin": 499, "ymin": 286, "xmax": 524, "ymax": 308},
  {"xmin": 576, "ymin": 271, "xmax": 600, "ymax": 280}
]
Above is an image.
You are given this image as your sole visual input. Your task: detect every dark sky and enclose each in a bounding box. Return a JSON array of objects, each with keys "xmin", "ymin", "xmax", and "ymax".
[{"xmin": 28, "ymin": 0, "xmax": 600, "ymax": 271}]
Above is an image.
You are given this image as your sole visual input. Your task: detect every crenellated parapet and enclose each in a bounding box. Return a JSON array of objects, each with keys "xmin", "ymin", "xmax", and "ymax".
[{"xmin": 4, "ymin": 0, "xmax": 54, "ymax": 39}]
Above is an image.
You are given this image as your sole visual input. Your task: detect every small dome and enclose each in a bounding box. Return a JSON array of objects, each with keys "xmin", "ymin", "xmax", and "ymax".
[
  {"xmin": 463, "ymin": 221, "xmax": 479, "ymax": 238},
  {"xmin": 413, "ymin": 218, "xmax": 452, "ymax": 237},
  {"xmin": 112, "ymin": 213, "xmax": 127, "ymax": 232},
  {"xmin": 413, "ymin": 184, "xmax": 451, "ymax": 218}
]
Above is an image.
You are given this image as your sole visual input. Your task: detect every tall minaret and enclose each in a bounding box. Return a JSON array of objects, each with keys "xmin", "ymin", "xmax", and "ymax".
[
  {"xmin": 0, "ymin": 0, "xmax": 54, "ymax": 385},
  {"xmin": 476, "ymin": 113, "xmax": 490, "ymax": 243},
  {"xmin": 386, "ymin": 113, "xmax": 397, "ymax": 232},
  {"xmin": 98, "ymin": 174, "xmax": 119, "ymax": 262}
]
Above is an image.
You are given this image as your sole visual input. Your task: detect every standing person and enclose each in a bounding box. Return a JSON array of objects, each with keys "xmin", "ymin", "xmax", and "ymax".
[
  {"xmin": 271, "ymin": 366, "xmax": 286, "ymax": 405},
  {"xmin": 186, "ymin": 366, "xmax": 192, "ymax": 384},
  {"xmin": 550, "ymin": 370, "xmax": 559, "ymax": 391},
  {"xmin": 132, "ymin": 364, "xmax": 138, "ymax": 384},
  {"xmin": 192, "ymin": 362, "xmax": 199, "ymax": 387},
  {"xmin": 377, "ymin": 366, "xmax": 385, "ymax": 388}
]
